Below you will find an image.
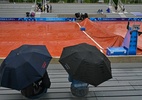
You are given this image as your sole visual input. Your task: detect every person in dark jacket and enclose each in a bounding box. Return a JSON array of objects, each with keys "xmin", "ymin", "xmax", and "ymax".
[
  {"xmin": 46, "ymin": 4, "xmax": 49, "ymax": 13},
  {"xmin": 21, "ymin": 71, "xmax": 51, "ymax": 99},
  {"xmin": 115, "ymin": 6, "xmax": 118, "ymax": 12}
]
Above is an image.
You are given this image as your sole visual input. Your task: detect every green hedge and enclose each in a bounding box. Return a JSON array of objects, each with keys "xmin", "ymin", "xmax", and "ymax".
[
  {"xmin": 10, "ymin": 0, "xmax": 100, "ymax": 3},
  {"xmin": 113, "ymin": 0, "xmax": 118, "ymax": 5},
  {"xmin": 50, "ymin": 0, "xmax": 99, "ymax": 3},
  {"xmin": 9, "ymin": 0, "xmax": 42, "ymax": 3}
]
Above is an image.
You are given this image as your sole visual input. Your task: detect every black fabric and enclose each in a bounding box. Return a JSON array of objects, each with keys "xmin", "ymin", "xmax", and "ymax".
[
  {"xmin": 138, "ymin": 31, "xmax": 142, "ymax": 36},
  {"xmin": 26, "ymin": 12, "xmax": 30, "ymax": 17},
  {"xmin": 21, "ymin": 71, "xmax": 51, "ymax": 98},
  {"xmin": 21, "ymin": 83, "xmax": 35, "ymax": 97},
  {"xmin": 0, "ymin": 45, "xmax": 52, "ymax": 90},
  {"xmin": 127, "ymin": 21, "xmax": 130, "ymax": 30},
  {"xmin": 75, "ymin": 12, "xmax": 80, "ymax": 18},
  {"xmin": 40, "ymin": 71, "xmax": 51, "ymax": 88},
  {"xmin": 59, "ymin": 43, "xmax": 112, "ymax": 87}
]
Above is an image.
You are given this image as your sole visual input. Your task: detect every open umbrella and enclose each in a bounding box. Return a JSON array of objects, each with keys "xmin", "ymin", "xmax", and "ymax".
[
  {"xmin": 59, "ymin": 43, "xmax": 112, "ymax": 87},
  {"xmin": 0, "ymin": 45, "xmax": 52, "ymax": 90}
]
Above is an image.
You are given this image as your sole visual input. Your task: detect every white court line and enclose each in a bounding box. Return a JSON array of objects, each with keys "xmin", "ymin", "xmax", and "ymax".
[{"xmin": 76, "ymin": 22, "xmax": 104, "ymax": 52}]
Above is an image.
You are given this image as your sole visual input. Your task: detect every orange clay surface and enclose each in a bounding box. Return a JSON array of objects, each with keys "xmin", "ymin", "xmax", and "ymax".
[{"xmin": 0, "ymin": 19, "xmax": 142, "ymax": 57}]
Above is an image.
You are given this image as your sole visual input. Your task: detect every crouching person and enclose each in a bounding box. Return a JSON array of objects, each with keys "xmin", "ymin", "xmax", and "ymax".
[
  {"xmin": 30, "ymin": 12, "xmax": 35, "ymax": 17},
  {"xmin": 68, "ymin": 76, "xmax": 89, "ymax": 97},
  {"xmin": 21, "ymin": 71, "xmax": 51, "ymax": 99}
]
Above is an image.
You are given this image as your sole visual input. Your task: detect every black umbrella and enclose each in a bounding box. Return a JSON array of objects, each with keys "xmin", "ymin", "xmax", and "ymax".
[
  {"xmin": 59, "ymin": 43, "xmax": 112, "ymax": 87},
  {"xmin": 0, "ymin": 45, "xmax": 52, "ymax": 90}
]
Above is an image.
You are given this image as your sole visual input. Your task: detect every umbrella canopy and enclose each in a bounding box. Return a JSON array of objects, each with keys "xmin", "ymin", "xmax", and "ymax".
[
  {"xmin": 59, "ymin": 43, "xmax": 112, "ymax": 87},
  {"xmin": 0, "ymin": 45, "xmax": 52, "ymax": 90}
]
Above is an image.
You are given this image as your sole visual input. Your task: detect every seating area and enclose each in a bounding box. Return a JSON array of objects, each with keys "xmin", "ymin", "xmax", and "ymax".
[
  {"xmin": 0, "ymin": 63, "xmax": 142, "ymax": 100},
  {"xmin": 0, "ymin": 3, "xmax": 142, "ymax": 18},
  {"xmin": 0, "ymin": 3, "xmax": 34, "ymax": 18}
]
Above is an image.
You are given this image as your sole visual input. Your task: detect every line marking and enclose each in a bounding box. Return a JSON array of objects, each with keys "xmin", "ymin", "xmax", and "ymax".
[{"xmin": 76, "ymin": 22, "xmax": 104, "ymax": 52}]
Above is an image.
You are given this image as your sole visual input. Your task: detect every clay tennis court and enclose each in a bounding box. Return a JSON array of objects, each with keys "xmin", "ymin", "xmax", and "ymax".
[{"xmin": 0, "ymin": 19, "xmax": 142, "ymax": 58}]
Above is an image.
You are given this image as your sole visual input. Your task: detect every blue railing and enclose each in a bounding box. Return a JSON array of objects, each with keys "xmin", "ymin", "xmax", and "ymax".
[{"xmin": 0, "ymin": 17, "xmax": 142, "ymax": 22}]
